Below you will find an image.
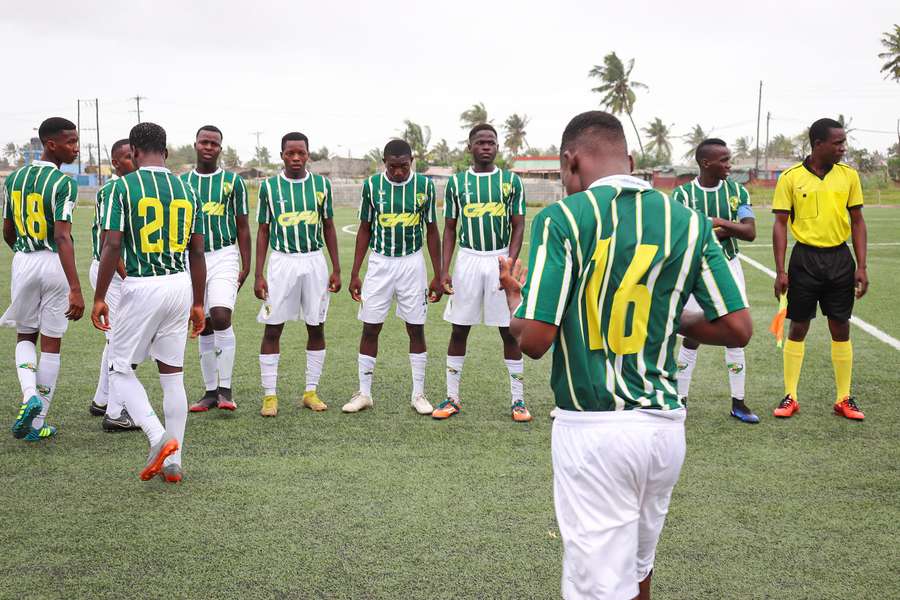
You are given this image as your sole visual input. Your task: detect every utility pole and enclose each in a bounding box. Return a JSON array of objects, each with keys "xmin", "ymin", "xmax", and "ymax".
[
  {"xmin": 131, "ymin": 94, "xmax": 146, "ymax": 123},
  {"xmin": 764, "ymin": 112, "xmax": 771, "ymax": 171},
  {"xmin": 754, "ymin": 80, "xmax": 762, "ymax": 172},
  {"xmin": 251, "ymin": 131, "xmax": 264, "ymax": 163},
  {"xmin": 76, "ymin": 100, "xmax": 82, "ymax": 175},
  {"xmin": 95, "ymin": 98, "xmax": 102, "ymax": 185}
]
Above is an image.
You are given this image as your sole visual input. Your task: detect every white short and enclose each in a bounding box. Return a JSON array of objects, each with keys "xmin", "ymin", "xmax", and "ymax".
[
  {"xmin": 205, "ymin": 244, "xmax": 240, "ymax": 313},
  {"xmin": 552, "ymin": 408, "xmax": 686, "ymax": 600},
  {"xmin": 0, "ymin": 251, "xmax": 69, "ymax": 338},
  {"xmin": 685, "ymin": 256, "xmax": 746, "ymax": 313},
  {"xmin": 443, "ymin": 247, "xmax": 510, "ymax": 327},
  {"xmin": 108, "ymin": 272, "xmax": 192, "ymax": 372},
  {"xmin": 257, "ymin": 250, "xmax": 330, "ymax": 326},
  {"xmin": 89, "ymin": 259, "xmax": 124, "ymax": 341},
  {"xmin": 358, "ymin": 250, "xmax": 427, "ymax": 325}
]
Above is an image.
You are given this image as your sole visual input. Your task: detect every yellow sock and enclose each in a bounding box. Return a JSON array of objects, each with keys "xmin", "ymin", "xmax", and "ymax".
[
  {"xmin": 831, "ymin": 340, "xmax": 853, "ymax": 403},
  {"xmin": 783, "ymin": 339, "xmax": 805, "ymax": 399}
]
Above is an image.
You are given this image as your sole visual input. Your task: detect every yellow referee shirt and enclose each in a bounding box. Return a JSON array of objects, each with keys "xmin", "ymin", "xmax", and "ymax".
[{"xmin": 772, "ymin": 160, "xmax": 863, "ymax": 247}]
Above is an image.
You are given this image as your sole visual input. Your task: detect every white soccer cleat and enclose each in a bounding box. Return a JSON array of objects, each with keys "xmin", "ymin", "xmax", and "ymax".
[
  {"xmin": 342, "ymin": 391, "xmax": 373, "ymax": 413},
  {"xmin": 411, "ymin": 393, "xmax": 433, "ymax": 415}
]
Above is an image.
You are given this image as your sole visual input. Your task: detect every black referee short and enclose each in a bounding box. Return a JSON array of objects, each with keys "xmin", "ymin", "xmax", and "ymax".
[{"xmin": 786, "ymin": 242, "xmax": 855, "ymax": 322}]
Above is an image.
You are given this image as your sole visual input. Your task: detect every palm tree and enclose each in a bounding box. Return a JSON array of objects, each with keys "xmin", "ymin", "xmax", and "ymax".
[
  {"xmin": 642, "ymin": 117, "xmax": 673, "ymax": 164},
  {"xmin": 734, "ymin": 136, "xmax": 753, "ymax": 159},
  {"xmin": 460, "ymin": 103, "xmax": 490, "ymax": 130},
  {"xmin": 401, "ymin": 120, "xmax": 431, "ymax": 166},
  {"xmin": 837, "ymin": 114, "xmax": 856, "ymax": 141},
  {"xmin": 879, "ymin": 24, "xmax": 900, "ymax": 82},
  {"xmin": 503, "ymin": 113, "xmax": 529, "ymax": 157},
  {"xmin": 793, "ymin": 129, "xmax": 811, "ymax": 159},
  {"xmin": 767, "ymin": 134, "xmax": 795, "ymax": 158},
  {"xmin": 3, "ymin": 142, "xmax": 17, "ymax": 163},
  {"xmin": 429, "ymin": 139, "xmax": 452, "ymax": 166},
  {"xmin": 681, "ymin": 124, "xmax": 709, "ymax": 161},
  {"xmin": 588, "ymin": 52, "xmax": 648, "ymax": 156}
]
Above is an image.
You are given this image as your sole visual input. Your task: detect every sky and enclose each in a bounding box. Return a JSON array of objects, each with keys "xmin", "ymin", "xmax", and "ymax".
[{"xmin": 1, "ymin": 0, "xmax": 897, "ymax": 166}]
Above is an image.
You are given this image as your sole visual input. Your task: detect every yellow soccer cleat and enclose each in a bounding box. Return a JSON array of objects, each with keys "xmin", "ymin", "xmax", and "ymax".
[
  {"xmin": 302, "ymin": 390, "xmax": 327, "ymax": 411},
  {"xmin": 260, "ymin": 395, "xmax": 278, "ymax": 417}
]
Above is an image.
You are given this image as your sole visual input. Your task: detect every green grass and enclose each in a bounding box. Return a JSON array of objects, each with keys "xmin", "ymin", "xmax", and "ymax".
[{"xmin": 1, "ymin": 206, "xmax": 898, "ymax": 599}]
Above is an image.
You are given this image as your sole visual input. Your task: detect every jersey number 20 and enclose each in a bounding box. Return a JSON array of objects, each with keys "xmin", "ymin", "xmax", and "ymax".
[{"xmin": 138, "ymin": 197, "xmax": 193, "ymax": 253}]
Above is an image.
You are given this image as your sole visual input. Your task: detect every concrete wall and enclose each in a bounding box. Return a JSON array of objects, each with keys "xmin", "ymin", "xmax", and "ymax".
[{"xmin": 330, "ymin": 178, "xmax": 566, "ymax": 207}]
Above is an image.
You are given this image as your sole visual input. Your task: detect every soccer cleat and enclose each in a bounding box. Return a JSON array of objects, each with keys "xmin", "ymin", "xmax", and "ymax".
[
  {"xmin": 102, "ymin": 408, "xmax": 140, "ymax": 432},
  {"xmin": 189, "ymin": 391, "xmax": 219, "ymax": 413},
  {"xmin": 140, "ymin": 434, "xmax": 179, "ymax": 481},
  {"xmin": 23, "ymin": 424, "xmax": 57, "ymax": 442},
  {"xmin": 773, "ymin": 395, "xmax": 799, "ymax": 418},
  {"xmin": 511, "ymin": 400, "xmax": 533, "ymax": 422},
  {"xmin": 160, "ymin": 463, "xmax": 183, "ymax": 483},
  {"xmin": 89, "ymin": 400, "xmax": 107, "ymax": 417},
  {"xmin": 411, "ymin": 393, "xmax": 433, "ymax": 415},
  {"xmin": 432, "ymin": 398, "xmax": 461, "ymax": 420},
  {"xmin": 834, "ymin": 396, "xmax": 864, "ymax": 421},
  {"xmin": 11, "ymin": 395, "xmax": 43, "ymax": 439},
  {"xmin": 730, "ymin": 398, "xmax": 760, "ymax": 424},
  {"xmin": 217, "ymin": 388, "xmax": 236, "ymax": 411},
  {"xmin": 260, "ymin": 395, "xmax": 278, "ymax": 417},
  {"xmin": 342, "ymin": 391, "xmax": 373, "ymax": 413},
  {"xmin": 302, "ymin": 390, "xmax": 327, "ymax": 411}
]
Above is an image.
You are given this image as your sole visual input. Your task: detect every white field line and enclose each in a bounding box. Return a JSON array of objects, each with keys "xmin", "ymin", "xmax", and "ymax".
[
  {"xmin": 341, "ymin": 224, "xmax": 358, "ymax": 236},
  {"xmin": 738, "ymin": 253, "xmax": 900, "ymax": 352}
]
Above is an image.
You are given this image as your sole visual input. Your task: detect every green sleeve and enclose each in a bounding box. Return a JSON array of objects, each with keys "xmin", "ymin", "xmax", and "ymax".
[
  {"xmin": 3, "ymin": 178, "xmax": 12, "ymax": 220},
  {"xmin": 738, "ymin": 182, "xmax": 751, "ymax": 207},
  {"xmin": 103, "ymin": 180, "xmax": 126, "ymax": 232},
  {"xmin": 689, "ymin": 219, "xmax": 748, "ymax": 320},
  {"xmin": 322, "ymin": 177, "xmax": 334, "ymax": 219},
  {"xmin": 233, "ymin": 174, "xmax": 249, "ymax": 216},
  {"xmin": 510, "ymin": 173, "xmax": 526, "ymax": 216},
  {"xmin": 514, "ymin": 208, "xmax": 575, "ymax": 325},
  {"xmin": 55, "ymin": 177, "xmax": 77, "ymax": 222},
  {"xmin": 670, "ymin": 186, "xmax": 686, "ymax": 207},
  {"xmin": 359, "ymin": 179, "xmax": 373, "ymax": 222},
  {"xmin": 424, "ymin": 178, "xmax": 436, "ymax": 223},
  {"xmin": 444, "ymin": 176, "xmax": 458, "ymax": 219},
  {"xmin": 256, "ymin": 180, "xmax": 270, "ymax": 225},
  {"xmin": 189, "ymin": 184, "xmax": 205, "ymax": 236}
]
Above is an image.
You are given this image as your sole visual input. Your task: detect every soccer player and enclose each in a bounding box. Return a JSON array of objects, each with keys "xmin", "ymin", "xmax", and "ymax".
[
  {"xmin": 88, "ymin": 138, "xmax": 140, "ymax": 432},
  {"xmin": 92, "ymin": 122, "xmax": 206, "ymax": 483},
  {"xmin": 433, "ymin": 124, "xmax": 529, "ymax": 422},
  {"xmin": 772, "ymin": 118, "xmax": 868, "ymax": 420},
  {"xmin": 182, "ymin": 125, "xmax": 250, "ymax": 413},
  {"xmin": 344, "ymin": 139, "xmax": 442, "ymax": 415},
  {"xmin": 255, "ymin": 132, "xmax": 341, "ymax": 417},
  {"xmin": 499, "ymin": 111, "xmax": 752, "ymax": 599},
  {"xmin": 671, "ymin": 138, "xmax": 759, "ymax": 423},
  {"xmin": 2, "ymin": 117, "xmax": 84, "ymax": 442}
]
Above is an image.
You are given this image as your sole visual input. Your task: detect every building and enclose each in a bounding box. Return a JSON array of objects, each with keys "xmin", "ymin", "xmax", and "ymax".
[{"xmin": 511, "ymin": 155, "xmax": 560, "ymax": 179}]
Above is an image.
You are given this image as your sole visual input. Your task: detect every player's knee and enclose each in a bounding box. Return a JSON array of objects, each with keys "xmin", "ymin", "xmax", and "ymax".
[
  {"xmin": 307, "ymin": 324, "xmax": 325, "ymax": 344},
  {"xmin": 361, "ymin": 323, "xmax": 382, "ymax": 342},
  {"xmin": 450, "ymin": 325, "xmax": 470, "ymax": 344},
  {"xmin": 406, "ymin": 323, "xmax": 425, "ymax": 342},
  {"xmin": 209, "ymin": 308, "xmax": 231, "ymax": 331},
  {"xmin": 788, "ymin": 320, "xmax": 810, "ymax": 341},
  {"xmin": 262, "ymin": 325, "xmax": 283, "ymax": 344}
]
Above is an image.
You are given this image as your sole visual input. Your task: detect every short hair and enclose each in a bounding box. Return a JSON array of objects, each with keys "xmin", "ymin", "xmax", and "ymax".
[
  {"xmin": 111, "ymin": 138, "xmax": 130, "ymax": 156},
  {"xmin": 383, "ymin": 139, "xmax": 412, "ymax": 158},
  {"xmin": 281, "ymin": 132, "xmax": 309, "ymax": 151},
  {"xmin": 468, "ymin": 123, "xmax": 498, "ymax": 141},
  {"xmin": 809, "ymin": 118, "xmax": 843, "ymax": 147},
  {"xmin": 38, "ymin": 117, "xmax": 76, "ymax": 143},
  {"xmin": 196, "ymin": 125, "xmax": 223, "ymax": 140},
  {"xmin": 695, "ymin": 138, "xmax": 728, "ymax": 163},
  {"xmin": 129, "ymin": 122, "xmax": 167, "ymax": 154},
  {"xmin": 560, "ymin": 111, "xmax": 626, "ymax": 154}
]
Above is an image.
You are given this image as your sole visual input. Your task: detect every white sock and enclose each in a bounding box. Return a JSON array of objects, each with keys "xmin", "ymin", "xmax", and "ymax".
[
  {"xmin": 358, "ymin": 354, "xmax": 376, "ymax": 396},
  {"xmin": 505, "ymin": 358, "xmax": 524, "ymax": 404},
  {"xmin": 214, "ymin": 327, "xmax": 236, "ymax": 389},
  {"xmin": 446, "ymin": 355, "xmax": 465, "ymax": 401},
  {"xmin": 676, "ymin": 346, "xmax": 698, "ymax": 399},
  {"xmin": 112, "ymin": 369, "xmax": 164, "ymax": 446},
  {"xmin": 725, "ymin": 347, "xmax": 746, "ymax": 400},
  {"xmin": 93, "ymin": 343, "xmax": 110, "ymax": 409},
  {"xmin": 199, "ymin": 334, "xmax": 217, "ymax": 392},
  {"xmin": 15, "ymin": 340, "xmax": 38, "ymax": 399},
  {"xmin": 160, "ymin": 372, "xmax": 187, "ymax": 467},
  {"xmin": 33, "ymin": 352, "xmax": 60, "ymax": 429},
  {"xmin": 105, "ymin": 347, "xmax": 125, "ymax": 419},
  {"xmin": 305, "ymin": 349, "xmax": 325, "ymax": 392},
  {"xmin": 410, "ymin": 352, "xmax": 427, "ymax": 398},
  {"xmin": 260, "ymin": 353, "xmax": 279, "ymax": 396}
]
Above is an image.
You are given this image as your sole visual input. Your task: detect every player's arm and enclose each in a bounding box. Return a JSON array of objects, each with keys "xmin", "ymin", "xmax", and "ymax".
[
  {"xmin": 54, "ymin": 221, "xmax": 83, "ymax": 321},
  {"xmin": 348, "ymin": 220, "xmax": 371, "ymax": 302},
  {"xmin": 92, "ymin": 230, "xmax": 121, "ymax": 331},
  {"xmin": 508, "ymin": 174, "xmax": 526, "ymax": 262},
  {"xmin": 441, "ymin": 217, "xmax": 457, "ymax": 294},
  {"xmin": 323, "ymin": 217, "xmax": 341, "ymax": 293},
  {"xmin": 234, "ymin": 176, "xmax": 251, "ymax": 289},
  {"xmin": 713, "ymin": 216, "xmax": 756, "ymax": 242},
  {"xmin": 424, "ymin": 178, "xmax": 442, "ymax": 302},
  {"xmin": 771, "ymin": 173, "xmax": 793, "ymax": 299},
  {"xmin": 500, "ymin": 257, "xmax": 557, "ymax": 358},
  {"xmin": 849, "ymin": 207, "xmax": 867, "ymax": 298},
  {"xmin": 3, "ymin": 219, "xmax": 15, "ymax": 250},
  {"xmin": 187, "ymin": 232, "xmax": 206, "ymax": 337},
  {"xmin": 254, "ymin": 223, "xmax": 270, "ymax": 300}
]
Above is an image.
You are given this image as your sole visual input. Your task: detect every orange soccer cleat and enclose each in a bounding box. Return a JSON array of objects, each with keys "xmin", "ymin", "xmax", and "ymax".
[
  {"xmin": 773, "ymin": 395, "xmax": 799, "ymax": 418},
  {"xmin": 834, "ymin": 397, "xmax": 864, "ymax": 421},
  {"xmin": 432, "ymin": 398, "xmax": 461, "ymax": 420},
  {"xmin": 511, "ymin": 400, "xmax": 533, "ymax": 423}
]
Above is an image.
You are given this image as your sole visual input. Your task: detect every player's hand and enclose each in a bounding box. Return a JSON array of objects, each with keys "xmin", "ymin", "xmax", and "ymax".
[
  {"xmin": 499, "ymin": 257, "xmax": 527, "ymax": 293},
  {"xmin": 774, "ymin": 271, "xmax": 789, "ymax": 299},
  {"xmin": 66, "ymin": 289, "xmax": 85, "ymax": 321},
  {"xmin": 329, "ymin": 271, "xmax": 342, "ymax": 293},
  {"xmin": 441, "ymin": 272, "xmax": 454, "ymax": 295},
  {"xmin": 91, "ymin": 299, "xmax": 110, "ymax": 332},
  {"xmin": 428, "ymin": 277, "xmax": 443, "ymax": 303},
  {"xmin": 238, "ymin": 268, "xmax": 250, "ymax": 290},
  {"xmin": 349, "ymin": 274, "xmax": 363, "ymax": 302},
  {"xmin": 855, "ymin": 267, "xmax": 868, "ymax": 299},
  {"xmin": 254, "ymin": 275, "xmax": 268, "ymax": 301},
  {"xmin": 189, "ymin": 304, "xmax": 205, "ymax": 338}
]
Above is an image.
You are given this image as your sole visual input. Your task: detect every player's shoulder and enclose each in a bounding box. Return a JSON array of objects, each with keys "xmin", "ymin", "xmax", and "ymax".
[
  {"xmin": 413, "ymin": 172, "xmax": 432, "ymax": 187},
  {"xmin": 778, "ymin": 162, "xmax": 805, "ymax": 180},
  {"xmin": 310, "ymin": 171, "xmax": 331, "ymax": 186},
  {"xmin": 178, "ymin": 170, "xmax": 192, "ymax": 182}
]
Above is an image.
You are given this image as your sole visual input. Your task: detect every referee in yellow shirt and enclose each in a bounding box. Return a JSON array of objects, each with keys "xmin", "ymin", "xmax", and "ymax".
[{"xmin": 772, "ymin": 117, "xmax": 868, "ymax": 420}]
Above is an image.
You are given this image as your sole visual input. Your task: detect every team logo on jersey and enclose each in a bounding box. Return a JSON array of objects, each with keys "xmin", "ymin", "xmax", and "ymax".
[
  {"xmin": 378, "ymin": 213, "xmax": 420, "ymax": 227},
  {"xmin": 278, "ymin": 211, "xmax": 320, "ymax": 226},
  {"xmin": 501, "ymin": 182, "xmax": 512, "ymax": 198},
  {"xmin": 729, "ymin": 196, "xmax": 739, "ymax": 211},
  {"xmin": 222, "ymin": 182, "xmax": 233, "ymax": 197},
  {"xmin": 463, "ymin": 202, "xmax": 506, "ymax": 218},
  {"xmin": 202, "ymin": 201, "xmax": 226, "ymax": 216},
  {"xmin": 315, "ymin": 191, "xmax": 327, "ymax": 205},
  {"xmin": 415, "ymin": 192, "xmax": 427, "ymax": 208}
]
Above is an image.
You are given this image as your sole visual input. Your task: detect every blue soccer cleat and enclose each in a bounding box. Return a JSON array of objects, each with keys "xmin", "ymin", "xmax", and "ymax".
[
  {"xmin": 730, "ymin": 398, "xmax": 760, "ymax": 424},
  {"xmin": 11, "ymin": 395, "xmax": 43, "ymax": 439},
  {"xmin": 23, "ymin": 424, "xmax": 57, "ymax": 442}
]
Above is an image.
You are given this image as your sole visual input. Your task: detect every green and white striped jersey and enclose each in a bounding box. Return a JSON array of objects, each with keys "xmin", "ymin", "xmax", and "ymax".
[
  {"xmin": 359, "ymin": 173, "xmax": 436, "ymax": 257},
  {"xmin": 102, "ymin": 166, "xmax": 204, "ymax": 278},
  {"xmin": 3, "ymin": 161, "xmax": 77, "ymax": 253},
  {"xmin": 671, "ymin": 178, "xmax": 751, "ymax": 260},
  {"xmin": 444, "ymin": 168, "xmax": 526, "ymax": 251},
  {"xmin": 180, "ymin": 169, "xmax": 248, "ymax": 252},
  {"xmin": 256, "ymin": 172, "xmax": 333, "ymax": 254},
  {"xmin": 515, "ymin": 175, "xmax": 747, "ymax": 412},
  {"xmin": 92, "ymin": 177, "xmax": 117, "ymax": 261}
]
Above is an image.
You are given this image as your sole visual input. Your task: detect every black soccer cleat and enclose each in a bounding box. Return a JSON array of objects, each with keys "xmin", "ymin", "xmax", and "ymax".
[{"xmin": 102, "ymin": 408, "xmax": 140, "ymax": 432}]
